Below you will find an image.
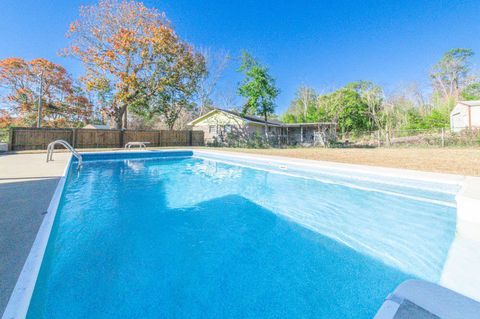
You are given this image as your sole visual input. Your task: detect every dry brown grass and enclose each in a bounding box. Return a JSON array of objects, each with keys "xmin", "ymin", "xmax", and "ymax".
[
  {"xmin": 206, "ymin": 147, "xmax": 480, "ymax": 176},
  {"xmin": 11, "ymin": 146, "xmax": 480, "ymax": 176}
]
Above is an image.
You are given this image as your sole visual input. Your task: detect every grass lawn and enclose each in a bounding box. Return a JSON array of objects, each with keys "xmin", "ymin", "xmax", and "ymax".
[
  {"xmin": 10, "ymin": 146, "xmax": 480, "ymax": 176},
  {"xmin": 205, "ymin": 147, "xmax": 480, "ymax": 176}
]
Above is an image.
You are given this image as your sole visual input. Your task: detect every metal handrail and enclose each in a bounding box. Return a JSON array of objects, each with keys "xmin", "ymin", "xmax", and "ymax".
[{"xmin": 46, "ymin": 140, "xmax": 83, "ymax": 167}]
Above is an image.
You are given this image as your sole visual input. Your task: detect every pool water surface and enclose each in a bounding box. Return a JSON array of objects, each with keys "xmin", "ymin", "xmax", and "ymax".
[{"xmin": 26, "ymin": 154, "xmax": 457, "ymax": 318}]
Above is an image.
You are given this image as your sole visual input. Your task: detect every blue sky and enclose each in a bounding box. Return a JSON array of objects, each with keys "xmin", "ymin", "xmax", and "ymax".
[{"xmin": 1, "ymin": 0, "xmax": 480, "ymax": 113}]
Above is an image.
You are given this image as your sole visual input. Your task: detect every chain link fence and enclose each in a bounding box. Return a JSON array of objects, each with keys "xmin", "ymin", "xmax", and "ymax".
[
  {"xmin": 338, "ymin": 128, "xmax": 480, "ymax": 148},
  {"xmin": 208, "ymin": 128, "xmax": 480, "ymax": 149},
  {"xmin": 206, "ymin": 131, "xmax": 335, "ymax": 148}
]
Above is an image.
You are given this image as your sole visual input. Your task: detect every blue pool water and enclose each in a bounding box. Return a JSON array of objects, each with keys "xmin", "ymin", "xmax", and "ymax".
[{"xmin": 26, "ymin": 152, "xmax": 457, "ymax": 318}]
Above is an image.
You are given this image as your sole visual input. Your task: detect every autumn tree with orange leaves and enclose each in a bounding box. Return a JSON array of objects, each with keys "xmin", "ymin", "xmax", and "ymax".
[
  {"xmin": 63, "ymin": 0, "xmax": 206, "ymax": 129},
  {"xmin": 0, "ymin": 58, "xmax": 92, "ymax": 127}
]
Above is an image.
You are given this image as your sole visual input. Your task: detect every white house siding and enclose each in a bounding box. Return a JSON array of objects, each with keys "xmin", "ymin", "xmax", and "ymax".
[
  {"xmin": 246, "ymin": 123, "xmax": 281, "ymax": 137},
  {"xmin": 190, "ymin": 111, "xmax": 247, "ymax": 143}
]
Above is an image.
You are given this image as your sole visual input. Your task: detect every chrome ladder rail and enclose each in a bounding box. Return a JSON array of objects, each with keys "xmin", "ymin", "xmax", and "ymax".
[{"xmin": 46, "ymin": 140, "xmax": 83, "ymax": 167}]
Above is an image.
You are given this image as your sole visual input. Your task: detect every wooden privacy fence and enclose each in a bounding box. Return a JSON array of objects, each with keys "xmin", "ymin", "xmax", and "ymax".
[{"xmin": 8, "ymin": 127, "xmax": 204, "ymax": 151}]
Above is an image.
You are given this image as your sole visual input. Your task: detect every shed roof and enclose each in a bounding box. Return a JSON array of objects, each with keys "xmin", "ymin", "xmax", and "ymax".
[{"xmin": 459, "ymin": 100, "xmax": 480, "ymax": 107}]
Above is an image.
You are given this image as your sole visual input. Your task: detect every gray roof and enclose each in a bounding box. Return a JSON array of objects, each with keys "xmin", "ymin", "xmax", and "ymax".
[
  {"xmin": 215, "ymin": 108, "xmax": 335, "ymax": 127},
  {"xmin": 187, "ymin": 108, "xmax": 336, "ymax": 128},
  {"xmin": 218, "ymin": 108, "xmax": 283, "ymax": 126}
]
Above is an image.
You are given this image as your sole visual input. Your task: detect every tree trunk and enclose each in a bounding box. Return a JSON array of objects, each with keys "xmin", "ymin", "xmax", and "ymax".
[
  {"xmin": 264, "ymin": 114, "xmax": 269, "ymax": 142},
  {"xmin": 123, "ymin": 107, "xmax": 128, "ymax": 129},
  {"xmin": 115, "ymin": 112, "xmax": 123, "ymax": 129}
]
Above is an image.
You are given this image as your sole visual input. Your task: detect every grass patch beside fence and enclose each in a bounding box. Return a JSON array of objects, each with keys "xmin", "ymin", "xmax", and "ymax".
[{"xmin": 206, "ymin": 147, "xmax": 480, "ymax": 176}]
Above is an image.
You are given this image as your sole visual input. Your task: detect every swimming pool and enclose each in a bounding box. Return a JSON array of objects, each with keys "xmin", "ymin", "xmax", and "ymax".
[{"xmin": 8, "ymin": 151, "xmax": 466, "ymax": 318}]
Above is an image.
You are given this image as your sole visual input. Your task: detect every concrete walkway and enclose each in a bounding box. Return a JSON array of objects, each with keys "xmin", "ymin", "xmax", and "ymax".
[{"xmin": 0, "ymin": 152, "xmax": 69, "ymax": 313}]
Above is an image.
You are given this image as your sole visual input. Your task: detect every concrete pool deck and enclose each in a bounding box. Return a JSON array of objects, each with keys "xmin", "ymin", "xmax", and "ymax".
[{"xmin": 0, "ymin": 152, "xmax": 69, "ymax": 313}]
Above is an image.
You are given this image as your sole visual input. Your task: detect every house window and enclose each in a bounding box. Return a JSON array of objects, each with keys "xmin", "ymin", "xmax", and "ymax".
[
  {"xmin": 224, "ymin": 125, "xmax": 232, "ymax": 133},
  {"xmin": 209, "ymin": 125, "xmax": 217, "ymax": 134}
]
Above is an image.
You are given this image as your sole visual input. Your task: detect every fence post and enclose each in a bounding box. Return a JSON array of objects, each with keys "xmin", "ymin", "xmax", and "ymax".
[
  {"xmin": 119, "ymin": 129, "xmax": 124, "ymax": 148},
  {"xmin": 72, "ymin": 128, "xmax": 76, "ymax": 148},
  {"xmin": 441, "ymin": 128, "xmax": 445, "ymax": 147},
  {"xmin": 189, "ymin": 130, "xmax": 193, "ymax": 146},
  {"xmin": 8, "ymin": 127, "xmax": 14, "ymax": 151}
]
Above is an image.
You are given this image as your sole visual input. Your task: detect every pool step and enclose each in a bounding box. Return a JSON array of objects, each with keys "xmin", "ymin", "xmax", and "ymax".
[{"xmin": 374, "ymin": 280, "xmax": 480, "ymax": 319}]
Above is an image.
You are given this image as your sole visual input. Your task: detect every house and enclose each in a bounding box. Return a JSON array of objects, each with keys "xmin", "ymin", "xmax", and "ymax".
[
  {"xmin": 187, "ymin": 108, "xmax": 336, "ymax": 146},
  {"xmin": 450, "ymin": 101, "xmax": 480, "ymax": 132},
  {"xmin": 83, "ymin": 124, "xmax": 111, "ymax": 130}
]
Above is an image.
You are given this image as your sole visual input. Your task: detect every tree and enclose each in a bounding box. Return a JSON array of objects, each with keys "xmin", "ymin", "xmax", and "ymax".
[
  {"xmin": 283, "ymin": 86, "xmax": 317, "ymax": 123},
  {"xmin": 0, "ymin": 109, "xmax": 21, "ymax": 128},
  {"xmin": 237, "ymin": 51, "xmax": 279, "ymax": 140},
  {"xmin": 297, "ymin": 86, "xmax": 316, "ymax": 120},
  {"xmin": 0, "ymin": 57, "xmax": 92, "ymax": 127},
  {"xmin": 197, "ymin": 48, "xmax": 230, "ymax": 115},
  {"xmin": 317, "ymin": 88, "xmax": 371, "ymax": 133},
  {"xmin": 282, "ymin": 113, "xmax": 297, "ymax": 124},
  {"xmin": 430, "ymin": 48, "xmax": 475, "ymax": 102},
  {"xmin": 129, "ymin": 37, "xmax": 206, "ymax": 130},
  {"xmin": 143, "ymin": 58, "xmax": 206, "ymax": 130},
  {"xmin": 461, "ymin": 83, "xmax": 480, "ymax": 100},
  {"xmin": 64, "ymin": 0, "xmax": 189, "ymax": 129},
  {"xmin": 347, "ymin": 81, "xmax": 385, "ymax": 132}
]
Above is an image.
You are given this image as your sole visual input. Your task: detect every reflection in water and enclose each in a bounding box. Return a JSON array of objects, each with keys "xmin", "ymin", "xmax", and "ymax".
[
  {"xmin": 126, "ymin": 160, "xmax": 145, "ymax": 172},
  {"xmin": 174, "ymin": 159, "xmax": 478, "ymax": 300},
  {"xmin": 186, "ymin": 160, "xmax": 242, "ymax": 181},
  {"xmin": 164, "ymin": 159, "xmax": 456, "ymax": 282}
]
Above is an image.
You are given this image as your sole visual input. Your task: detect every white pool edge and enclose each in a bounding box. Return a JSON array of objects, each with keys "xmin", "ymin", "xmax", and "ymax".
[
  {"xmin": 193, "ymin": 149, "xmax": 466, "ymax": 184},
  {"xmin": 3, "ymin": 149, "xmax": 480, "ymax": 318},
  {"xmin": 455, "ymin": 176, "xmax": 480, "ymax": 241}
]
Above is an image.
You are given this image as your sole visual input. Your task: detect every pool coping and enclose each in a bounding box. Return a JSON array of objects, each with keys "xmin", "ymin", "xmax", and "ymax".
[
  {"xmin": 194, "ymin": 149, "xmax": 466, "ymax": 184},
  {"xmin": 2, "ymin": 149, "xmax": 480, "ymax": 319}
]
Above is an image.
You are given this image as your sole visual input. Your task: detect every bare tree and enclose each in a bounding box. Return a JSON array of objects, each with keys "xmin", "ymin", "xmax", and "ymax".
[
  {"xmin": 197, "ymin": 48, "xmax": 230, "ymax": 114},
  {"xmin": 297, "ymin": 86, "xmax": 316, "ymax": 120},
  {"xmin": 402, "ymin": 82, "xmax": 431, "ymax": 115},
  {"xmin": 430, "ymin": 48, "xmax": 476, "ymax": 102},
  {"xmin": 283, "ymin": 86, "xmax": 316, "ymax": 122},
  {"xmin": 217, "ymin": 87, "xmax": 239, "ymax": 110}
]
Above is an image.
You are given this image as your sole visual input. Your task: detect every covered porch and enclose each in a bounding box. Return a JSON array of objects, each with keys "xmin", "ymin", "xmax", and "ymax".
[{"xmin": 280, "ymin": 123, "xmax": 337, "ymax": 146}]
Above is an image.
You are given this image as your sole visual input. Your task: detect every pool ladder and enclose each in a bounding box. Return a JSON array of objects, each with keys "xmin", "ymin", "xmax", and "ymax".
[{"xmin": 46, "ymin": 140, "xmax": 83, "ymax": 168}]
